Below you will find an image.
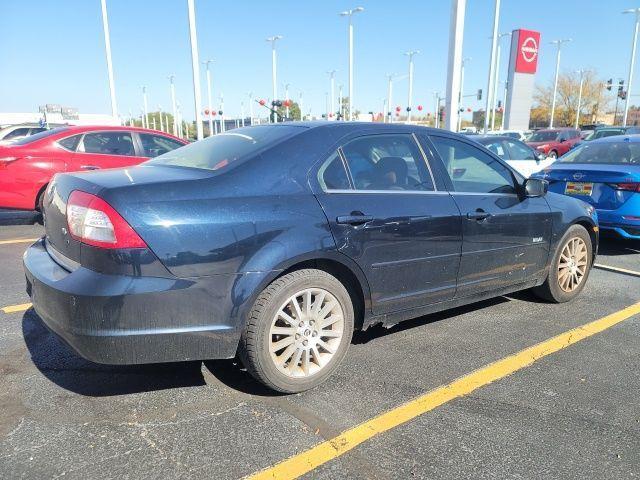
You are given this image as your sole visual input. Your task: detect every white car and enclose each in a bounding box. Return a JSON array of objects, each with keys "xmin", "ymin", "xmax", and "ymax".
[
  {"xmin": 0, "ymin": 123, "xmax": 64, "ymax": 145},
  {"xmin": 475, "ymin": 135, "xmax": 557, "ymax": 178},
  {"xmin": 486, "ymin": 129, "xmax": 527, "ymax": 141}
]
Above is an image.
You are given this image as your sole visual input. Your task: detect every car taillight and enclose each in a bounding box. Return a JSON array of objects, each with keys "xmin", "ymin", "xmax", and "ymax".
[
  {"xmin": 611, "ymin": 182, "xmax": 640, "ymax": 192},
  {"xmin": 66, "ymin": 191, "xmax": 147, "ymax": 249}
]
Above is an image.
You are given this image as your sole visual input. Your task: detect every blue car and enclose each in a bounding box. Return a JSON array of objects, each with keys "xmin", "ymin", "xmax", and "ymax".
[
  {"xmin": 533, "ymin": 135, "xmax": 640, "ymax": 240},
  {"xmin": 24, "ymin": 123, "xmax": 598, "ymax": 392}
]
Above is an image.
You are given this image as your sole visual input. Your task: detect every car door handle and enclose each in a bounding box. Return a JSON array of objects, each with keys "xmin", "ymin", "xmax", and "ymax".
[
  {"xmin": 336, "ymin": 214, "xmax": 374, "ymax": 225},
  {"xmin": 466, "ymin": 210, "xmax": 492, "ymax": 221},
  {"xmin": 80, "ymin": 165, "xmax": 100, "ymax": 170}
]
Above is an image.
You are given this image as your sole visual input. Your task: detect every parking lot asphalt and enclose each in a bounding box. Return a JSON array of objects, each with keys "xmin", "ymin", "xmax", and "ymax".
[{"xmin": 1, "ymin": 224, "xmax": 639, "ymax": 479}]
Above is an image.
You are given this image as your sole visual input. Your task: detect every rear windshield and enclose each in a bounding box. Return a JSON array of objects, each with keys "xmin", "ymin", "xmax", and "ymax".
[
  {"xmin": 558, "ymin": 141, "xmax": 640, "ymax": 165},
  {"xmin": 147, "ymin": 125, "xmax": 304, "ymax": 171},
  {"xmin": 528, "ymin": 131, "xmax": 559, "ymax": 142},
  {"xmin": 592, "ymin": 129, "xmax": 624, "ymax": 139},
  {"xmin": 12, "ymin": 127, "xmax": 69, "ymax": 145}
]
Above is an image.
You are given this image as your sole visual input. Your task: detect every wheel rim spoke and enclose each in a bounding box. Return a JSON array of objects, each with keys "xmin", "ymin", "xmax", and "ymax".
[
  {"xmin": 269, "ymin": 287, "xmax": 345, "ymax": 379},
  {"xmin": 557, "ymin": 236, "xmax": 588, "ymax": 293}
]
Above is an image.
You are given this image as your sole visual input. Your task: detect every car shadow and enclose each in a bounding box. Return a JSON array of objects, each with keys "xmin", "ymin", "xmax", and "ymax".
[
  {"xmin": 597, "ymin": 235, "xmax": 640, "ymax": 256},
  {"xmin": 22, "ymin": 295, "xmax": 521, "ymax": 397},
  {"xmin": 0, "ymin": 211, "xmax": 40, "ymax": 226},
  {"xmin": 22, "ymin": 310, "xmax": 206, "ymax": 397}
]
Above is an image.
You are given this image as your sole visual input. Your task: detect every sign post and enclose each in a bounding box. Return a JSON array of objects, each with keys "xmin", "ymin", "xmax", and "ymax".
[{"xmin": 504, "ymin": 29, "xmax": 540, "ymax": 130}]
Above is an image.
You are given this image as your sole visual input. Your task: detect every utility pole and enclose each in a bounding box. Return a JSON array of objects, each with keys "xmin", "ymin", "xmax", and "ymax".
[
  {"xmin": 623, "ymin": 8, "xmax": 640, "ymax": 126},
  {"xmin": 327, "ymin": 70, "xmax": 337, "ymax": 119},
  {"xmin": 340, "ymin": 7, "xmax": 364, "ymax": 121},
  {"xmin": 168, "ymin": 75, "xmax": 178, "ymax": 136},
  {"xmin": 405, "ymin": 50, "xmax": 420, "ymax": 122},
  {"xmin": 186, "ymin": 0, "xmax": 203, "ymax": 140},
  {"xmin": 100, "ymin": 0, "xmax": 118, "ymax": 119},
  {"xmin": 266, "ymin": 35, "xmax": 283, "ymax": 122},
  {"xmin": 445, "ymin": 0, "xmax": 466, "ymax": 131},
  {"xmin": 575, "ymin": 69, "xmax": 587, "ymax": 128},
  {"xmin": 203, "ymin": 59, "xmax": 214, "ymax": 137},
  {"xmin": 549, "ymin": 38, "xmax": 572, "ymax": 128},
  {"xmin": 483, "ymin": 0, "xmax": 500, "ymax": 133}
]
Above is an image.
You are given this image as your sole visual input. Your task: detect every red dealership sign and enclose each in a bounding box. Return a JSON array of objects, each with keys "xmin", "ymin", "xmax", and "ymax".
[{"xmin": 514, "ymin": 29, "xmax": 540, "ymax": 74}]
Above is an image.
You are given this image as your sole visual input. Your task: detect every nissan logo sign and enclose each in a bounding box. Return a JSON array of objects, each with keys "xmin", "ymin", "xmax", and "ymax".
[
  {"xmin": 573, "ymin": 172, "xmax": 585, "ymax": 180},
  {"xmin": 521, "ymin": 36, "xmax": 538, "ymax": 63}
]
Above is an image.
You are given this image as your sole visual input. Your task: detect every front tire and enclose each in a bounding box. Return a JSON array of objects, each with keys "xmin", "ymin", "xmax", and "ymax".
[
  {"xmin": 533, "ymin": 224, "xmax": 592, "ymax": 303},
  {"xmin": 548, "ymin": 150, "xmax": 558, "ymax": 159},
  {"xmin": 238, "ymin": 269, "xmax": 354, "ymax": 393}
]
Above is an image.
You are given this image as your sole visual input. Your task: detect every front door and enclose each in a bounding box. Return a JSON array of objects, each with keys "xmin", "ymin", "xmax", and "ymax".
[
  {"xmin": 427, "ymin": 134, "xmax": 552, "ymax": 297},
  {"xmin": 313, "ymin": 133, "xmax": 462, "ymax": 315}
]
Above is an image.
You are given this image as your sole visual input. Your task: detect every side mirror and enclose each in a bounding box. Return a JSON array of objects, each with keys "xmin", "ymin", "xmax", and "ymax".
[
  {"xmin": 523, "ymin": 178, "xmax": 549, "ymax": 197},
  {"xmin": 535, "ymin": 150, "xmax": 547, "ymax": 162},
  {"xmin": 558, "ymin": 138, "xmax": 566, "ymax": 143}
]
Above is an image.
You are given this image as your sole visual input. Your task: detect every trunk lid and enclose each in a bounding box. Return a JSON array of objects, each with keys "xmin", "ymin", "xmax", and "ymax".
[{"xmin": 542, "ymin": 163, "xmax": 640, "ymax": 210}]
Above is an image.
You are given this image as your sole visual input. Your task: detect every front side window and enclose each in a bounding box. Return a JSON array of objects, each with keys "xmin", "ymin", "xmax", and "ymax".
[
  {"xmin": 318, "ymin": 151, "xmax": 350, "ymax": 190},
  {"xmin": 148, "ymin": 125, "xmax": 303, "ymax": 171},
  {"xmin": 139, "ymin": 133, "xmax": 185, "ymax": 158},
  {"xmin": 81, "ymin": 132, "xmax": 135, "ymax": 156},
  {"xmin": 340, "ymin": 134, "xmax": 434, "ymax": 191},
  {"xmin": 504, "ymin": 140, "xmax": 536, "ymax": 161},
  {"xmin": 58, "ymin": 134, "xmax": 82, "ymax": 152},
  {"xmin": 430, "ymin": 136, "xmax": 516, "ymax": 194},
  {"xmin": 528, "ymin": 130, "xmax": 559, "ymax": 142}
]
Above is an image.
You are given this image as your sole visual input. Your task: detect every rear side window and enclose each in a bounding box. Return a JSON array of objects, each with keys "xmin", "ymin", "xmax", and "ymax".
[
  {"xmin": 148, "ymin": 125, "xmax": 303, "ymax": 171},
  {"xmin": 340, "ymin": 134, "xmax": 434, "ymax": 191},
  {"xmin": 430, "ymin": 136, "xmax": 516, "ymax": 194},
  {"xmin": 483, "ymin": 141, "xmax": 508, "ymax": 159},
  {"xmin": 4, "ymin": 127, "xmax": 30, "ymax": 139},
  {"xmin": 318, "ymin": 152, "xmax": 350, "ymax": 190},
  {"xmin": 139, "ymin": 133, "xmax": 184, "ymax": 158},
  {"xmin": 81, "ymin": 132, "xmax": 135, "ymax": 156},
  {"xmin": 58, "ymin": 134, "xmax": 82, "ymax": 152},
  {"xmin": 504, "ymin": 140, "xmax": 536, "ymax": 161},
  {"xmin": 12, "ymin": 127, "xmax": 69, "ymax": 145}
]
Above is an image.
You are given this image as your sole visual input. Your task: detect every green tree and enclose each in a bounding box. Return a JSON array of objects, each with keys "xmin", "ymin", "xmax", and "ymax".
[{"xmin": 276, "ymin": 101, "xmax": 302, "ymax": 121}]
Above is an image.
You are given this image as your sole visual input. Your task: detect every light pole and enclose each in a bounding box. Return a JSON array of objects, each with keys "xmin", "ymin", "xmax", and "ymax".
[
  {"xmin": 299, "ymin": 91, "xmax": 304, "ymax": 121},
  {"xmin": 338, "ymin": 84, "xmax": 344, "ymax": 120},
  {"xmin": 500, "ymin": 80, "xmax": 508, "ymax": 130},
  {"xmin": 241, "ymin": 101, "xmax": 245, "ymax": 127},
  {"xmin": 623, "ymin": 8, "xmax": 640, "ymax": 126},
  {"xmin": 186, "ymin": 0, "xmax": 203, "ymax": 140},
  {"xmin": 219, "ymin": 93, "xmax": 225, "ymax": 133},
  {"xmin": 340, "ymin": 7, "xmax": 364, "ymax": 121},
  {"xmin": 327, "ymin": 70, "xmax": 337, "ymax": 119},
  {"xmin": 168, "ymin": 75, "xmax": 178, "ymax": 136},
  {"xmin": 158, "ymin": 105, "xmax": 164, "ymax": 131},
  {"xmin": 266, "ymin": 35, "xmax": 283, "ymax": 122},
  {"xmin": 100, "ymin": 0, "xmax": 118, "ymax": 120},
  {"xmin": 284, "ymin": 83, "xmax": 290, "ymax": 119},
  {"xmin": 549, "ymin": 38, "xmax": 572, "ymax": 128},
  {"xmin": 404, "ymin": 50, "xmax": 420, "ymax": 123},
  {"xmin": 445, "ymin": 0, "xmax": 466, "ymax": 131},
  {"xmin": 434, "ymin": 92, "xmax": 441, "ymax": 128},
  {"xmin": 458, "ymin": 57, "xmax": 470, "ymax": 132},
  {"xmin": 248, "ymin": 92, "xmax": 254, "ymax": 125},
  {"xmin": 575, "ymin": 69, "xmax": 587, "ymax": 128},
  {"xmin": 142, "ymin": 86, "xmax": 149, "ymax": 129},
  {"xmin": 203, "ymin": 59, "xmax": 214, "ymax": 137},
  {"xmin": 483, "ymin": 0, "xmax": 501, "ymax": 133},
  {"xmin": 386, "ymin": 74, "xmax": 395, "ymax": 123},
  {"xmin": 491, "ymin": 32, "xmax": 511, "ymax": 131}
]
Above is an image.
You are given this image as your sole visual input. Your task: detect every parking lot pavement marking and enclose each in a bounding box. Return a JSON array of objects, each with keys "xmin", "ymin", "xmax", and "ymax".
[
  {"xmin": 1, "ymin": 302, "xmax": 32, "ymax": 314},
  {"xmin": 594, "ymin": 263, "xmax": 640, "ymax": 277},
  {"xmin": 246, "ymin": 301, "xmax": 640, "ymax": 480},
  {"xmin": 0, "ymin": 238, "xmax": 38, "ymax": 245}
]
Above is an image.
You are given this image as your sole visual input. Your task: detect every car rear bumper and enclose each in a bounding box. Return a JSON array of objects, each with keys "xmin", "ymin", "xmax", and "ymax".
[
  {"xmin": 23, "ymin": 238, "xmax": 242, "ymax": 364},
  {"xmin": 597, "ymin": 209, "xmax": 640, "ymax": 240}
]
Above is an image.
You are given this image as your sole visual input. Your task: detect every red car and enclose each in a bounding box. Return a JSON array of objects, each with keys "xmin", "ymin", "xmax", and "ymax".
[
  {"xmin": 526, "ymin": 128, "xmax": 581, "ymax": 159},
  {"xmin": 0, "ymin": 125, "xmax": 186, "ymax": 212}
]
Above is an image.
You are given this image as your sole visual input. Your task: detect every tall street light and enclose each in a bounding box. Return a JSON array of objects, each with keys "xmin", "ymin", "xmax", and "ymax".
[
  {"xmin": 168, "ymin": 75, "xmax": 178, "ymax": 136},
  {"xmin": 575, "ymin": 69, "xmax": 587, "ymax": 128},
  {"xmin": 266, "ymin": 35, "xmax": 283, "ymax": 122},
  {"xmin": 445, "ymin": 0, "xmax": 466, "ymax": 131},
  {"xmin": 202, "ymin": 59, "xmax": 214, "ymax": 137},
  {"xmin": 338, "ymin": 84, "xmax": 344, "ymax": 120},
  {"xmin": 340, "ymin": 7, "xmax": 364, "ymax": 121},
  {"xmin": 298, "ymin": 91, "xmax": 304, "ymax": 121},
  {"xmin": 248, "ymin": 92, "xmax": 254, "ymax": 125},
  {"xmin": 386, "ymin": 74, "xmax": 395, "ymax": 123},
  {"xmin": 405, "ymin": 50, "xmax": 420, "ymax": 122},
  {"xmin": 483, "ymin": 0, "xmax": 501, "ymax": 133},
  {"xmin": 186, "ymin": 0, "xmax": 203, "ymax": 140},
  {"xmin": 327, "ymin": 70, "xmax": 337, "ymax": 118},
  {"xmin": 623, "ymin": 8, "xmax": 640, "ymax": 126},
  {"xmin": 284, "ymin": 83, "xmax": 290, "ymax": 119},
  {"xmin": 100, "ymin": 0, "xmax": 118, "ymax": 120},
  {"xmin": 458, "ymin": 57, "xmax": 471, "ymax": 132},
  {"xmin": 549, "ymin": 38, "xmax": 572, "ymax": 128},
  {"xmin": 491, "ymin": 32, "xmax": 511, "ymax": 131},
  {"xmin": 158, "ymin": 105, "xmax": 164, "ymax": 131}
]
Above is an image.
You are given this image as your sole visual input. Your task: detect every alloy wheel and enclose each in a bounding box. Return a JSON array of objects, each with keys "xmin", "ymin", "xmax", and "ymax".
[
  {"xmin": 557, "ymin": 237, "xmax": 588, "ymax": 292},
  {"xmin": 269, "ymin": 288, "xmax": 345, "ymax": 378}
]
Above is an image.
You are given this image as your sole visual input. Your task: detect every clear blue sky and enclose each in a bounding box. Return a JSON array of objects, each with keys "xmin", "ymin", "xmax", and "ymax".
[{"xmin": 1, "ymin": 0, "xmax": 638, "ymax": 122}]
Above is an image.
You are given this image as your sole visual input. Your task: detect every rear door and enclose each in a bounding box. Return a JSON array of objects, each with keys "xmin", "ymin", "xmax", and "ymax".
[
  {"xmin": 66, "ymin": 130, "xmax": 145, "ymax": 172},
  {"xmin": 427, "ymin": 134, "xmax": 552, "ymax": 296},
  {"xmin": 312, "ymin": 132, "xmax": 462, "ymax": 315}
]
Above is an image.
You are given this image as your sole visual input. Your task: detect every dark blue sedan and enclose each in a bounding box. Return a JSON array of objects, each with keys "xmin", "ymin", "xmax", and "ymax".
[
  {"xmin": 24, "ymin": 122, "xmax": 599, "ymax": 392},
  {"xmin": 533, "ymin": 135, "xmax": 640, "ymax": 240}
]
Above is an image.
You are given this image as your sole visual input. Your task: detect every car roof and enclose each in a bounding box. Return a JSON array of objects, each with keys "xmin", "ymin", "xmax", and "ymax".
[
  {"xmin": 585, "ymin": 134, "xmax": 640, "ymax": 144},
  {"xmin": 472, "ymin": 135, "xmax": 517, "ymax": 142}
]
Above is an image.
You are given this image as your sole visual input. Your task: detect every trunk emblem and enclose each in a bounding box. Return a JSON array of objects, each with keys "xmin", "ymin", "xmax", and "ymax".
[{"xmin": 573, "ymin": 172, "xmax": 585, "ymax": 180}]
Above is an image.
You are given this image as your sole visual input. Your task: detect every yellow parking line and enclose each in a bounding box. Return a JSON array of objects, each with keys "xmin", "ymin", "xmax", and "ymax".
[
  {"xmin": 594, "ymin": 263, "xmax": 640, "ymax": 277},
  {"xmin": 1, "ymin": 303, "xmax": 32, "ymax": 314},
  {"xmin": 0, "ymin": 238, "xmax": 38, "ymax": 245},
  {"xmin": 246, "ymin": 301, "xmax": 640, "ymax": 480}
]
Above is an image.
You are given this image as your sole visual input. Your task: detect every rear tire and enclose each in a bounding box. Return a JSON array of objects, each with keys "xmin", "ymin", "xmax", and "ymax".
[
  {"xmin": 533, "ymin": 224, "xmax": 592, "ymax": 303},
  {"xmin": 36, "ymin": 187, "xmax": 47, "ymax": 225},
  {"xmin": 238, "ymin": 269, "xmax": 354, "ymax": 393},
  {"xmin": 548, "ymin": 150, "xmax": 558, "ymax": 159}
]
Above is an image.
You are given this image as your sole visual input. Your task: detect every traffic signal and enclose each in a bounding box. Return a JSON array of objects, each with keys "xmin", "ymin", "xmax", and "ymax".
[
  {"xmin": 477, "ymin": 89, "xmax": 483, "ymax": 101},
  {"xmin": 618, "ymin": 80, "xmax": 625, "ymax": 95},
  {"xmin": 606, "ymin": 79, "xmax": 613, "ymax": 91},
  {"xmin": 619, "ymin": 90, "xmax": 627, "ymax": 100},
  {"xmin": 497, "ymin": 100, "xmax": 502, "ymax": 108}
]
